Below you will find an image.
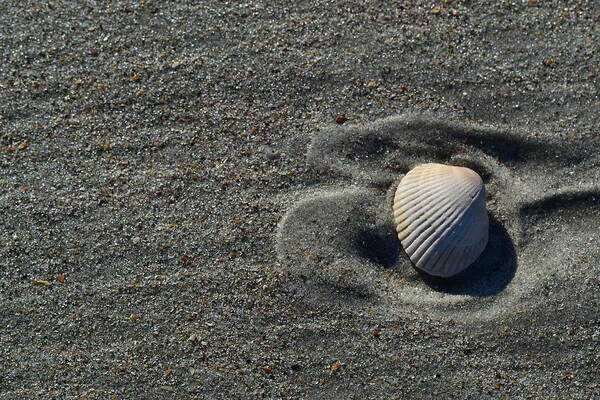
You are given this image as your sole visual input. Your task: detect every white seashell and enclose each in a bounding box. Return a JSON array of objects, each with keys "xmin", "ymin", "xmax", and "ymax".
[{"xmin": 393, "ymin": 163, "xmax": 489, "ymax": 278}]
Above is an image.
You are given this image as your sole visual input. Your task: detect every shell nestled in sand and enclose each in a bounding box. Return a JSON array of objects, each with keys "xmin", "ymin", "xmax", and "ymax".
[{"xmin": 393, "ymin": 163, "xmax": 489, "ymax": 278}]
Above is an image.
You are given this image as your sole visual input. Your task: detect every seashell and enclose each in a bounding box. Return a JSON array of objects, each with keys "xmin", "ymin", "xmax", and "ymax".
[{"xmin": 393, "ymin": 163, "xmax": 489, "ymax": 278}]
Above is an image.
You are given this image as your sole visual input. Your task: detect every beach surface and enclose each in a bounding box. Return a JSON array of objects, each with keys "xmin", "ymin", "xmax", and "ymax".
[{"xmin": 1, "ymin": 1, "xmax": 598, "ymax": 398}]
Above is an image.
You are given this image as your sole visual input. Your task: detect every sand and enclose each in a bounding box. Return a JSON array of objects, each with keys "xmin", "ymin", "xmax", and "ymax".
[{"xmin": 1, "ymin": 1, "xmax": 598, "ymax": 399}]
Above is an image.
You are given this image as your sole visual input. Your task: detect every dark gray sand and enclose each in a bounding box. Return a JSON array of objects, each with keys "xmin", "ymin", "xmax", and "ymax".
[{"xmin": 1, "ymin": 1, "xmax": 599, "ymax": 399}]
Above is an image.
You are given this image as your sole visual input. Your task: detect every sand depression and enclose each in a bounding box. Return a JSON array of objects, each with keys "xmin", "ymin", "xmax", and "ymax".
[{"xmin": 276, "ymin": 115, "xmax": 599, "ymax": 323}]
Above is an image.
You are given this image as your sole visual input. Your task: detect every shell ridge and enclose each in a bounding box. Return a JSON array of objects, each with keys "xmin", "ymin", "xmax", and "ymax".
[
  {"xmin": 408, "ymin": 202, "xmax": 468, "ymax": 267},
  {"xmin": 430, "ymin": 229, "xmax": 480, "ymax": 275},
  {"xmin": 393, "ymin": 163, "xmax": 489, "ymax": 277},
  {"xmin": 397, "ymin": 177, "xmax": 464, "ymax": 211},
  {"xmin": 402, "ymin": 190, "xmax": 473, "ymax": 255},
  {"xmin": 405, "ymin": 182, "xmax": 477, "ymax": 254},
  {"xmin": 396, "ymin": 178, "xmax": 461, "ymax": 208},
  {"xmin": 397, "ymin": 188, "xmax": 464, "ymax": 236},
  {"xmin": 427, "ymin": 205, "xmax": 487, "ymax": 275},
  {"xmin": 438, "ymin": 191, "xmax": 487, "ymax": 247},
  {"xmin": 395, "ymin": 176, "xmax": 473, "ymax": 226},
  {"xmin": 431, "ymin": 243, "xmax": 461, "ymax": 276}
]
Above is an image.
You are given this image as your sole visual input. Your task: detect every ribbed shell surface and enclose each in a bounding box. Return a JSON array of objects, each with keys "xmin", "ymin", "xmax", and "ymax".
[{"xmin": 393, "ymin": 163, "xmax": 489, "ymax": 278}]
